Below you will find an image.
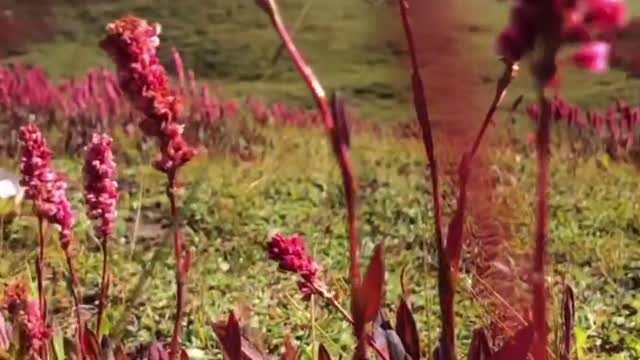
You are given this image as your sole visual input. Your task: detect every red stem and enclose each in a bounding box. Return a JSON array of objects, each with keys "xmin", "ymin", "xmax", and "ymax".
[
  {"xmin": 395, "ymin": 1, "xmax": 460, "ymax": 358},
  {"xmin": 96, "ymin": 235, "xmax": 109, "ymax": 336},
  {"xmin": 262, "ymin": 2, "xmax": 366, "ymax": 356},
  {"xmin": 64, "ymin": 249, "xmax": 85, "ymax": 360},
  {"xmin": 532, "ymin": 93, "xmax": 551, "ymax": 360},
  {"xmin": 168, "ymin": 173, "xmax": 186, "ymax": 360},
  {"xmin": 37, "ymin": 217, "xmax": 46, "ymax": 323}
]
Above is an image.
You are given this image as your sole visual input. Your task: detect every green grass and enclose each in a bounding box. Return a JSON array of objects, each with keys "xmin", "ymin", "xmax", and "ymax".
[{"xmin": 1, "ymin": 125, "xmax": 639, "ymax": 358}]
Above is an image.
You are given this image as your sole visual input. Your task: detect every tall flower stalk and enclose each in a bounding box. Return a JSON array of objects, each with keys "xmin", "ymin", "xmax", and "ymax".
[
  {"xmin": 100, "ymin": 16, "xmax": 195, "ymax": 359},
  {"xmin": 496, "ymin": 0, "xmax": 627, "ymax": 358},
  {"xmin": 18, "ymin": 123, "xmax": 84, "ymax": 359},
  {"xmin": 83, "ymin": 133, "xmax": 118, "ymax": 336}
]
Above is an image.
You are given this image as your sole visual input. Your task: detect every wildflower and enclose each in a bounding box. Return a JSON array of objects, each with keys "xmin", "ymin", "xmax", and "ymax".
[
  {"xmin": 572, "ymin": 41, "xmax": 610, "ymax": 73},
  {"xmin": 20, "ymin": 301, "xmax": 52, "ymax": 354},
  {"xmin": 100, "ymin": 16, "xmax": 195, "ymax": 175},
  {"xmin": 83, "ymin": 133, "xmax": 118, "ymax": 238},
  {"xmin": 584, "ymin": 0, "xmax": 628, "ymax": 32},
  {"xmin": 267, "ymin": 233, "xmax": 321, "ymax": 297},
  {"xmin": 19, "ymin": 124, "xmax": 75, "ymax": 249},
  {"xmin": 2, "ymin": 280, "xmax": 51, "ymax": 355}
]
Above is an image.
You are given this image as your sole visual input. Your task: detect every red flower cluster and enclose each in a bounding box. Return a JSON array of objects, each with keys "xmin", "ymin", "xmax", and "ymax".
[
  {"xmin": 100, "ymin": 16, "xmax": 194, "ymax": 174},
  {"xmin": 2, "ymin": 281, "xmax": 52, "ymax": 355},
  {"xmin": 83, "ymin": 133, "xmax": 118, "ymax": 238},
  {"xmin": 497, "ymin": 0, "xmax": 627, "ymax": 72},
  {"xmin": 267, "ymin": 233, "xmax": 321, "ymax": 297},
  {"xmin": 19, "ymin": 124, "xmax": 75, "ymax": 249}
]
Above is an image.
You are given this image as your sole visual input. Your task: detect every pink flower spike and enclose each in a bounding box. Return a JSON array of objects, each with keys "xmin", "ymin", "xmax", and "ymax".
[
  {"xmin": 267, "ymin": 233, "xmax": 321, "ymax": 298},
  {"xmin": 83, "ymin": 133, "xmax": 118, "ymax": 238},
  {"xmin": 585, "ymin": 0, "xmax": 628, "ymax": 31},
  {"xmin": 572, "ymin": 41, "xmax": 610, "ymax": 73}
]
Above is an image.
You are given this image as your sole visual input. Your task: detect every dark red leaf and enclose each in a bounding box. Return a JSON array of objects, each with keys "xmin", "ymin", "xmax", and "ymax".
[
  {"xmin": 360, "ymin": 243, "xmax": 385, "ymax": 323},
  {"xmin": 395, "ymin": 297, "xmax": 420, "ymax": 360},
  {"xmin": 318, "ymin": 344, "xmax": 332, "ymax": 360},
  {"xmin": 147, "ymin": 340, "xmax": 169, "ymax": 360},
  {"xmin": 82, "ymin": 327, "xmax": 101, "ymax": 359},
  {"xmin": 468, "ymin": 328, "xmax": 492, "ymax": 360},
  {"xmin": 560, "ymin": 284, "xmax": 575, "ymax": 360},
  {"xmin": 114, "ymin": 344, "xmax": 129, "ymax": 360},
  {"xmin": 280, "ymin": 334, "xmax": 297, "ymax": 360},
  {"xmin": 490, "ymin": 324, "xmax": 534, "ymax": 360},
  {"xmin": 225, "ymin": 312, "xmax": 242, "ymax": 360},
  {"xmin": 211, "ymin": 313, "xmax": 269, "ymax": 360},
  {"xmin": 180, "ymin": 348, "xmax": 190, "ymax": 360}
]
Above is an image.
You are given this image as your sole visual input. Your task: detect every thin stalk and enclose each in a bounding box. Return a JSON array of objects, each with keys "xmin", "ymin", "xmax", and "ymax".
[
  {"xmin": 37, "ymin": 217, "xmax": 46, "ymax": 323},
  {"xmin": 168, "ymin": 173, "xmax": 186, "ymax": 360},
  {"xmin": 314, "ymin": 285, "xmax": 389, "ymax": 360},
  {"xmin": 96, "ymin": 234, "xmax": 109, "ymax": 336},
  {"xmin": 258, "ymin": 1, "xmax": 366, "ymax": 356},
  {"xmin": 533, "ymin": 90, "xmax": 552, "ymax": 360},
  {"xmin": 64, "ymin": 250, "xmax": 84, "ymax": 360},
  {"xmin": 395, "ymin": 1, "xmax": 454, "ymax": 358}
]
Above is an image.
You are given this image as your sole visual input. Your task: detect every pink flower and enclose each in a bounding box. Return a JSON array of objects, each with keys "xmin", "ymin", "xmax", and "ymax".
[
  {"xmin": 100, "ymin": 16, "xmax": 195, "ymax": 175},
  {"xmin": 20, "ymin": 301, "xmax": 52, "ymax": 354},
  {"xmin": 19, "ymin": 124, "xmax": 75, "ymax": 250},
  {"xmin": 267, "ymin": 233, "xmax": 321, "ymax": 297},
  {"xmin": 83, "ymin": 133, "xmax": 118, "ymax": 238},
  {"xmin": 572, "ymin": 41, "xmax": 610, "ymax": 73},
  {"xmin": 585, "ymin": 0, "xmax": 628, "ymax": 31}
]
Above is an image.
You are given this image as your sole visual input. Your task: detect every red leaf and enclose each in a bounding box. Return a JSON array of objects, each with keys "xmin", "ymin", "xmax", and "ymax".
[
  {"xmin": 468, "ymin": 328, "xmax": 492, "ymax": 360},
  {"xmin": 212, "ymin": 312, "xmax": 242, "ymax": 360},
  {"xmin": 147, "ymin": 340, "xmax": 169, "ymax": 360},
  {"xmin": 490, "ymin": 324, "xmax": 534, "ymax": 360},
  {"xmin": 180, "ymin": 348, "xmax": 190, "ymax": 360},
  {"xmin": 395, "ymin": 297, "xmax": 420, "ymax": 360},
  {"xmin": 280, "ymin": 334, "xmax": 297, "ymax": 360},
  {"xmin": 360, "ymin": 243, "xmax": 385, "ymax": 323},
  {"xmin": 114, "ymin": 344, "xmax": 129, "ymax": 360},
  {"xmin": 82, "ymin": 327, "xmax": 101, "ymax": 359},
  {"xmin": 211, "ymin": 313, "xmax": 269, "ymax": 360},
  {"xmin": 561, "ymin": 284, "xmax": 575, "ymax": 360},
  {"xmin": 318, "ymin": 344, "xmax": 332, "ymax": 360}
]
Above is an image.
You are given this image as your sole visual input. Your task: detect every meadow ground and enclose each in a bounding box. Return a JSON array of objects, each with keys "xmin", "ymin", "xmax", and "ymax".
[{"xmin": 0, "ymin": 0, "xmax": 639, "ymax": 359}]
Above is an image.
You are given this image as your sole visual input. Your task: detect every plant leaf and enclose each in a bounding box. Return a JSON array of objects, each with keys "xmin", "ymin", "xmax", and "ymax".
[
  {"xmin": 82, "ymin": 328, "xmax": 101, "ymax": 360},
  {"xmin": 468, "ymin": 328, "xmax": 492, "ymax": 360},
  {"xmin": 360, "ymin": 242, "xmax": 385, "ymax": 323},
  {"xmin": 147, "ymin": 340, "xmax": 169, "ymax": 360},
  {"xmin": 560, "ymin": 284, "xmax": 575, "ymax": 360},
  {"xmin": 489, "ymin": 324, "xmax": 534, "ymax": 360},
  {"xmin": 114, "ymin": 344, "xmax": 129, "ymax": 360},
  {"xmin": 211, "ymin": 312, "xmax": 268, "ymax": 360},
  {"xmin": 279, "ymin": 334, "xmax": 297, "ymax": 360},
  {"xmin": 318, "ymin": 344, "xmax": 332, "ymax": 360},
  {"xmin": 395, "ymin": 297, "xmax": 420, "ymax": 360}
]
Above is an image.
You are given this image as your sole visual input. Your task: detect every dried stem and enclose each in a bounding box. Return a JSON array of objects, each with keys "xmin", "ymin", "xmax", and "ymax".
[{"xmin": 96, "ymin": 234, "xmax": 109, "ymax": 336}]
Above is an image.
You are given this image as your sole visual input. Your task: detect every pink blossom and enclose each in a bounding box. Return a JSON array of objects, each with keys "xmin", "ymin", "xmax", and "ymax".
[
  {"xmin": 572, "ymin": 41, "xmax": 610, "ymax": 73},
  {"xmin": 20, "ymin": 301, "xmax": 52, "ymax": 354},
  {"xmin": 267, "ymin": 233, "xmax": 321, "ymax": 297},
  {"xmin": 19, "ymin": 124, "xmax": 75, "ymax": 249},
  {"xmin": 83, "ymin": 133, "xmax": 118, "ymax": 238},
  {"xmin": 585, "ymin": 0, "xmax": 628, "ymax": 31},
  {"xmin": 100, "ymin": 16, "xmax": 195, "ymax": 175}
]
